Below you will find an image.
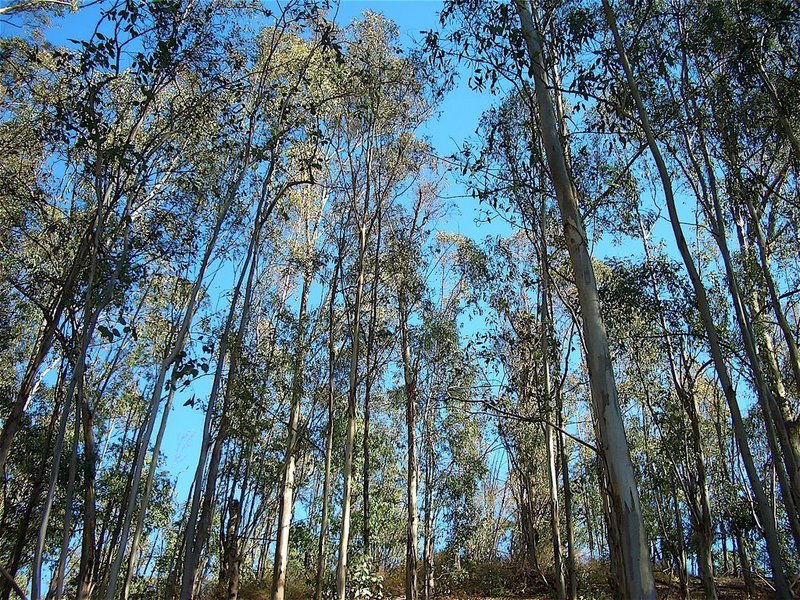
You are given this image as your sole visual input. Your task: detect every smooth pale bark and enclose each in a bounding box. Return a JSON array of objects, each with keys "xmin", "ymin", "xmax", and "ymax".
[
  {"xmin": 361, "ymin": 210, "xmax": 382, "ymax": 561},
  {"xmin": 675, "ymin": 54, "xmax": 800, "ymax": 544},
  {"xmin": 335, "ymin": 222, "xmax": 367, "ymax": 600},
  {"xmin": 422, "ymin": 396, "xmax": 435, "ymax": 600},
  {"xmin": 94, "ymin": 413, "xmax": 140, "ymax": 592},
  {"xmin": 121, "ymin": 381, "xmax": 177, "ymax": 600},
  {"xmin": 336, "ymin": 122, "xmax": 377, "ymax": 599},
  {"xmin": 271, "ymin": 272, "xmax": 312, "ymax": 600},
  {"xmin": 538, "ymin": 204, "xmax": 565, "ymax": 600},
  {"xmin": 227, "ymin": 448, "xmax": 253, "ymax": 600},
  {"xmin": 737, "ymin": 191, "xmax": 800, "ymax": 523},
  {"xmin": 599, "ymin": 3, "xmax": 791, "ymax": 595},
  {"xmin": 53, "ymin": 401, "xmax": 80, "ymax": 599},
  {"xmin": 555, "ymin": 390, "xmax": 577, "ymax": 600},
  {"xmin": 513, "ymin": 2, "xmax": 656, "ymax": 598},
  {"xmin": 314, "ymin": 258, "xmax": 340, "ymax": 600},
  {"xmin": 399, "ymin": 293, "xmax": 419, "ymax": 600},
  {"xmin": 551, "ymin": 324, "xmax": 577, "ymax": 600},
  {"xmin": 32, "ymin": 356, "xmax": 77, "ymax": 600}
]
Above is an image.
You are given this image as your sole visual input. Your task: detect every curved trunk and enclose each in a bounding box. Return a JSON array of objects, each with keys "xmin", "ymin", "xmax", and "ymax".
[
  {"xmin": 514, "ymin": 2, "xmax": 656, "ymax": 597},
  {"xmin": 599, "ymin": 1, "xmax": 791, "ymax": 595}
]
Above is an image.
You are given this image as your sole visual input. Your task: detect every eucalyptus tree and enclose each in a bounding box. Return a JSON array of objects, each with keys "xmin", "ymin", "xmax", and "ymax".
[
  {"xmin": 596, "ymin": 1, "xmax": 792, "ymax": 594},
  {"xmin": 270, "ymin": 183, "xmax": 330, "ymax": 600},
  {"xmin": 318, "ymin": 13, "xmax": 438, "ymax": 599},
  {"xmin": 1, "ymin": 2, "xmax": 239, "ymax": 598},
  {"xmin": 432, "ymin": 2, "xmax": 657, "ymax": 596}
]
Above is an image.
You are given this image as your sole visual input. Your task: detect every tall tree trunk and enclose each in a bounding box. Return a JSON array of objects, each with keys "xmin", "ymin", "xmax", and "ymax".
[
  {"xmin": 556, "ymin": 396, "xmax": 577, "ymax": 600},
  {"xmin": 422, "ymin": 406, "xmax": 435, "ymax": 600},
  {"xmin": 599, "ymin": 1, "xmax": 791, "ymax": 596},
  {"xmin": 335, "ymin": 222, "xmax": 367, "ymax": 600},
  {"xmin": 52, "ymin": 393, "xmax": 80, "ymax": 600},
  {"xmin": 121, "ymin": 380, "xmax": 177, "ymax": 600},
  {"xmin": 514, "ymin": 2, "xmax": 656, "ymax": 598},
  {"xmin": 224, "ymin": 499, "xmax": 241, "ymax": 600},
  {"xmin": 399, "ymin": 293, "xmax": 419, "ymax": 600},
  {"xmin": 272, "ymin": 271, "xmax": 312, "ymax": 600},
  {"xmin": 76, "ymin": 390, "xmax": 98, "ymax": 600},
  {"xmin": 315, "ymin": 257, "xmax": 340, "ymax": 600},
  {"xmin": 361, "ymin": 209, "xmax": 382, "ymax": 562},
  {"xmin": 538, "ymin": 203, "xmax": 565, "ymax": 600}
]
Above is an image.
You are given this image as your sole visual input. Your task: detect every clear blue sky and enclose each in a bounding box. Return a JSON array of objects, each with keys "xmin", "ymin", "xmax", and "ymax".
[{"xmin": 3, "ymin": 0, "xmax": 707, "ymax": 535}]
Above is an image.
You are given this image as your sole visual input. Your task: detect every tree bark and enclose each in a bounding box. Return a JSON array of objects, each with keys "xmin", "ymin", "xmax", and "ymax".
[
  {"xmin": 399, "ymin": 292, "xmax": 419, "ymax": 600},
  {"xmin": 514, "ymin": 2, "xmax": 657, "ymax": 598},
  {"xmin": 335, "ymin": 222, "xmax": 367, "ymax": 600},
  {"xmin": 599, "ymin": 1, "xmax": 791, "ymax": 596},
  {"xmin": 272, "ymin": 271, "xmax": 312, "ymax": 600},
  {"xmin": 315, "ymin": 257, "xmax": 340, "ymax": 600}
]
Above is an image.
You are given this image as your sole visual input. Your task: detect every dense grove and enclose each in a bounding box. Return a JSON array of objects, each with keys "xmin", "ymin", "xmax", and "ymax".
[{"xmin": 0, "ymin": 1, "xmax": 799, "ymax": 599}]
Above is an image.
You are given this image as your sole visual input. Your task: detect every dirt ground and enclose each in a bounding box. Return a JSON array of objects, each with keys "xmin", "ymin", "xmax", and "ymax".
[{"xmin": 390, "ymin": 576, "xmax": 782, "ymax": 599}]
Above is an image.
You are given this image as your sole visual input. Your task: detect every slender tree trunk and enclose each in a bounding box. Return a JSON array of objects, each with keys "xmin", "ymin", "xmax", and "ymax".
[
  {"xmin": 361, "ymin": 209, "xmax": 382, "ymax": 562},
  {"xmin": 111, "ymin": 208, "xmax": 228, "ymax": 600},
  {"xmin": 335, "ymin": 222, "xmax": 367, "ymax": 600},
  {"xmin": 539, "ymin": 208, "xmax": 565, "ymax": 600},
  {"xmin": 179, "ymin": 181, "xmax": 275, "ymax": 598},
  {"xmin": 399, "ymin": 293, "xmax": 419, "ymax": 600},
  {"xmin": 121, "ymin": 380, "xmax": 177, "ymax": 600},
  {"xmin": 315, "ymin": 258, "xmax": 340, "ymax": 600},
  {"xmin": 224, "ymin": 500, "xmax": 241, "ymax": 600},
  {"xmin": 514, "ymin": 3, "xmax": 656, "ymax": 598},
  {"xmin": 422, "ymin": 406, "xmax": 435, "ymax": 600},
  {"xmin": 734, "ymin": 528, "xmax": 755, "ymax": 599},
  {"xmin": 599, "ymin": 1, "xmax": 791, "ymax": 595},
  {"xmin": 76, "ymin": 390, "xmax": 98, "ymax": 600},
  {"xmin": 272, "ymin": 271, "xmax": 312, "ymax": 600},
  {"xmin": 555, "ymin": 387, "xmax": 577, "ymax": 600},
  {"xmin": 53, "ymin": 396, "xmax": 80, "ymax": 600}
]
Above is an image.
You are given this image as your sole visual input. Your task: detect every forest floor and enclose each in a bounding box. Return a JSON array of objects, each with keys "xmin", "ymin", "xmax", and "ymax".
[
  {"xmin": 247, "ymin": 573, "xmax": 782, "ymax": 600},
  {"xmin": 387, "ymin": 576, "xmax": 781, "ymax": 599}
]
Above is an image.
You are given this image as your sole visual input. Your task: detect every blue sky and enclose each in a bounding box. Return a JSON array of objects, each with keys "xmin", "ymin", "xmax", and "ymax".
[
  {"xmin": 2, "ymin": 0, "xmax": 499, "ymax": 503},
  {"xmin": 3, "ymin": 0, "xmax": 727, "ymax": 566},
  {"xmin": 4, "ymin": 0, "xmax": 690, "ymax": 496}
]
